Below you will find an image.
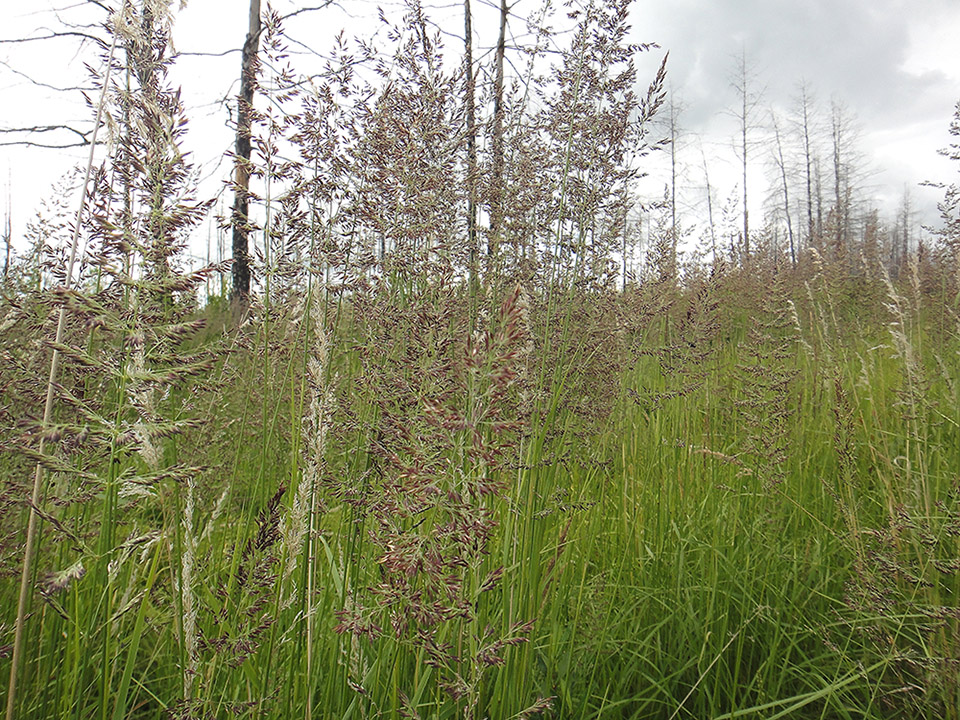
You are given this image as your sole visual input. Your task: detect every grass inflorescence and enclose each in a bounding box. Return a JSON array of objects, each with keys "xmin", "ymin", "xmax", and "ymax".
[{"xmin": 2, "ymin": 1, "xmax": 960, "ymax": 719}]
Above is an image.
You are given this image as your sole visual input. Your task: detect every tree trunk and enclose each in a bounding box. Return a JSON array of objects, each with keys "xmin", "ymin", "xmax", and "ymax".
[
  {"xmin": 799, "ymin": 83, "xmax": 815, "ymax": 249},
  {"xmin": 464, "ymin": 0, "xmax": 478, "ymax": 288},
  {"xmin": 2, "ymin": 186, "xmax": 10, "ymax": 290},
  {"xmin": 741, "ymin": 97, "xmax": 749, "ymax": 260},
  {"xmin": 668, "ymin": 93, "xmax": 679, "ymax": 279},
  {"xmin": 699, "ymin": 143, "xmax": 718, "ymax": 262},
  {"xmin": 489, "ymin": 0, "xmax": 507, "ymax": 264},
  {"xmin": 832, "ymin": 105, "xmax": 844, "ymax": 259},
  {"xmin": 731, "ymin": 49, "xmax": 757, "ymax": 262},
  {"xmin": 771, "ymin": 113, "xmax": 795, "ymax": 266},
  {"xmin": 231, "ymin": 0, "xmax": 261, "ymax": 306},
  {"xmin": 815, "ymin": 158, "xmax": 823, "ymax": 244}
]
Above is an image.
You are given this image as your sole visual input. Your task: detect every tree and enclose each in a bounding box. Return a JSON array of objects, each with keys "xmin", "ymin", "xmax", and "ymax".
[
  {"xmin": 463, "ymin": 0, "xmax": 478, "ymax": 287},
  {"xmin": 830, "ymin": 99, "xmax": 849, "ymax": 257},
  {"xmin": 893, "ymin": 186, "xmax": 914, "ymax": 271},
  {"xmin": 729, "ymin": 48, "xmax": 763, "ymax": 261},
  {"xmin": 931, "ymin": 101, "xmax": 960, "ymax": 255},
  {"xmin": 488, "ymin": 0, "xmax": 509, "ymax": 266},
  {"xmin": 662, "ymin": 90, "xmax": 686, "ymax": 278},
  {"xmin": 769, "ymin": 110, "xmax": 796, "ymax": 265},
  {"xmin": 230, "ymin": 0, "xmax": 262, "ymax": 306},
  {"xmin": 827, "ymin": 98, "xmax": 865, "ymax": 264},
  {"xmin": 2, "ymin": 185, "xmax": 10, "ymax": 292},
  {"xmin": 930, "ymin": 100, "xmax": 960, "ymax": 298},
  {"xmin": 697, "ymin": 138, "xmax": 719, "ymax": 260},
  {"xmin": 795, "ymin": 81, "xmax": 818, "ymax": 247}
]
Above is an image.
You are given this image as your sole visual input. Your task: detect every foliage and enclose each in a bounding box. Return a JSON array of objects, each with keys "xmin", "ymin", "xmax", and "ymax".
[{"xmin": 1, "ymin": 3, "xmax": 960, "ymax": 720}]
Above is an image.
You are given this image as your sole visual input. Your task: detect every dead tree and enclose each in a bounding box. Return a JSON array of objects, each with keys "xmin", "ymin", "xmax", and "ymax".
[
  {"xmin": 230, "ymin": 0, "xmax": 262, "ymax": 306},
  {"xmin": 464, "ymin": 0, "xmax": 478, "ymax": 287},
  {"xmin": 730, "ymin": 48, "xmax": 762, "ymax": 261},
  {"xmin": 770, "ymin": 111, "xmax": 796, "ymax": 265},
  {"xmin": 489, "ymin": 0, "xmax": 508, "ymax": 264}
]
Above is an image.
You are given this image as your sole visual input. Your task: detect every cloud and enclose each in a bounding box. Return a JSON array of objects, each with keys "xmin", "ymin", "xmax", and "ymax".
[{"xmin": 629, "ymin": 0, "xmax": 960, "ymax": 224}]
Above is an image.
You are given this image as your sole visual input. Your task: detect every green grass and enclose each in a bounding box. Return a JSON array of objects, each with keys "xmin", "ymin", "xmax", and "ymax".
[
  {"xmin": 3, "ymin": 262, "xmax": 959, "ymax": 719},
  {"xmin": 1, "ymin": 2, "xmax": 958, "ymax": 717}
]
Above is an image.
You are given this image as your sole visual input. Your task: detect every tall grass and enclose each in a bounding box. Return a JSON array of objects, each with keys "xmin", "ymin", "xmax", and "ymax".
[{"xmin": 2, "ymin": 1, "xmax": 960, "ymax": 719}]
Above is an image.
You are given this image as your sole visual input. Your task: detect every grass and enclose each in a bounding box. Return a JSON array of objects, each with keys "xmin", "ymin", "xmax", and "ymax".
[
  {"xmin": 1, "ymin": 1, "xmax": 960, "ymax": 718},
  {"xmin": 7, "ymin": 257, "xmax": 959, "ymax": 719}
]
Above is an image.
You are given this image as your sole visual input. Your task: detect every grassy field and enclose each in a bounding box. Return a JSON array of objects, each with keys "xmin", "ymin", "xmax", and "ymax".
[
  {"xmin": 2, "ymin": 255, "xmax": 959, "ymax": 719},
  {"xmin": 1, "ymin": 1, "xmax": 959, "ymax": 718}
]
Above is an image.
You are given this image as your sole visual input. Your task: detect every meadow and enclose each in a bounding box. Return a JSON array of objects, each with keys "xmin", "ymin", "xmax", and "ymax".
[{"xmin": 1, "ymin": 2, "xmax": 959, "ymax": 718}]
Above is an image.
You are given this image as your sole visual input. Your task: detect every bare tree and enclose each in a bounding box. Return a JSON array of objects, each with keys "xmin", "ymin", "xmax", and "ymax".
[
  {"xmin": 795, "ymin": 81, "xmax": 818, "ymax": 247},
  {"xmin": 729, "ymin": 48, "xmax": 763, "ymax": 261},
  {"xmin": 464, "ymin": 0, "xmax": 478, "ymax": 288},
  {"xmin": 663, "ymin": 90, "xmax": 685, "ymax": 277},
  {"xmin": 2, "ymin": 183, "xmax": 10, "ymax": 291},
  {"xmin": 770, "ymin": 110, "xmax": 796, "ymax": 265},
  {"xmin": 697, "ymin": 138, "xmax": 718, "ymax": 260},
  {"xmin": 828, "ymin": 98, "xmax": 865, "ymax": 262},
  {"xmin": 230, "ymin": 0, "xmax": 262, "ymax": 306},
  {"xmin": 928, "ymin": 99, "xmax": 960, "ymax": 290},
  {"xmin": 488, "ymin": 0, "xmax": 508, "ymax": 265},
  {"xmin": 894, "ymin": 186, "xmax": 914, "ymax": 270}
]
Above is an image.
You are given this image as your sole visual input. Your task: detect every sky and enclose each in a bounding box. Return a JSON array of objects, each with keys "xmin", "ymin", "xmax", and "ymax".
[
  {"xmin": 1, "ymin": 0, "xmax": 959, "ymax": 262},
  {"xmin": 631, "ymin": 0, "xmax": 960, "ymax": 232}
]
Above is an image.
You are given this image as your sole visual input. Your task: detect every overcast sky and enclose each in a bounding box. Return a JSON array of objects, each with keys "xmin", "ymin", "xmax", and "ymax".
[
  {"xmin": 1, "ymin": 0, "xmax": 959, "ymax": 260},
  {"xmin": 632, "ymin": 0, "xmax": 960, "ymax": 229}
]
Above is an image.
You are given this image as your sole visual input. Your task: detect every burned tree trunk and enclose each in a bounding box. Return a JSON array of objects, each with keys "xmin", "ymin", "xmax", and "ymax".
[
  {"xmin": 231, "ymin": 0, "xmax": 261, "ymax": 306},
  {"xmin": 489, "ymin": 0, "xmax": 507, "ymax": 264}
]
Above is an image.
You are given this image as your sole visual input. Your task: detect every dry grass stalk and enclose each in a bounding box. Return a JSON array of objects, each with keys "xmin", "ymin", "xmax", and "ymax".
[{"xmin": 4, "ymin": 10, "xmax": 125, "ymax": 718}]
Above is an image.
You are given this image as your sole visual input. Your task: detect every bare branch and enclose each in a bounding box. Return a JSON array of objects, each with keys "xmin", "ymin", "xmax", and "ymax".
[
  {"xmin": 52, "ymin": 0, "xmax": 112, "ymax": 17},
  {"xmin": 0, "ymin": 139, "xmax": 94, "ymax": 149},
  {"xmin": 0, "ymin": 124, "xmax": 93, "ymax": 149},
  {"xmin": 279, "ymin": 2, "xmax": 341, "ymax": 22},
  {"xmin": 176, "ymin": 48, "xmax": 242, "ymax": 58},
  {"xmin": 177, "ymin": 3, "xmax": 341, "ymax": 60},
  {"xmin": 0, "ymin": 124, "xmax": 90, "ymax": 141},
  {"xmin": 0, "ymin": 59, "xmax": 94, "ymax": 93},
  {"xmin": 0, "ymin": 30, "xmax": 104, "ymax": 46}
]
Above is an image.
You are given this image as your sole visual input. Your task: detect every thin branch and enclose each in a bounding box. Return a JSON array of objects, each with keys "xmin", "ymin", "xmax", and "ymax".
[
  {"xmin": 51, "ymin": 0, "xmax": 113, "ymax": 12},
  {"xmin": 176, "ymin": 48, "xmax": 242, "ymax": 58},
  {"xmin": 0, "ymin": 140, "xmax": 95, "ymax": 149},
  {"xmin": 0, "ymin": 59, "xmax": 94, "ymax": 93},
  {"xmin": 279, "ymin": 2, "xmax": 341, "ymax": 22},
  {"xmin": 0, "ymin": 124, "xmax": 90, "ymax": 141},
  {"xmin": 176, "ymin": 3, "xmax": 341, "ymax": 60},
  {"xmin": 0, "ymin": 30, "xmax": 104, "ymax": 45}
]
